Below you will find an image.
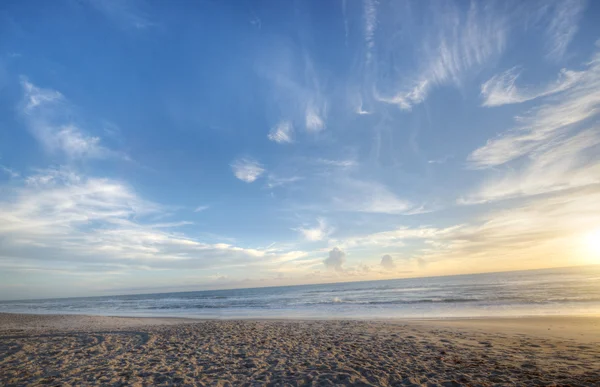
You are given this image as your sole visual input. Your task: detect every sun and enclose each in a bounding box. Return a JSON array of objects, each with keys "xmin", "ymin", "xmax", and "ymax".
[{"xmin": 584, "ymin": 229, "xmax": 600, "ymax": 259}]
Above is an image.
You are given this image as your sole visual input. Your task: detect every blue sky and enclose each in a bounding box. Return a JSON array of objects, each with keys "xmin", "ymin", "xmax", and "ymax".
[{"xmin": 1, "ymin": 0, "xmax": 600, "ymax": 300}]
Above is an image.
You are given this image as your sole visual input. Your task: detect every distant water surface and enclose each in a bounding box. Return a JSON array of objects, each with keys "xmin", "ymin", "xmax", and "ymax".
[{"xmin": 1, "ymin": 266, "xmax": 599, "ymax": 319}]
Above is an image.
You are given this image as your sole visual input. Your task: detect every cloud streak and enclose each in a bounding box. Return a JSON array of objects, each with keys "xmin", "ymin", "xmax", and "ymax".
[
  {"xmin": 231, "ymin": 157, "xmax": 265, "ymax": 183},
  {"xmin": 19, "ymin": 78, "xmax": 118, "ymax": 160},
  {"xmin": 470, "ymin": 49, "xmax": 600, "ymax": 169},
  {"xmin": 0, "ymin": 168, "xmax": 307, "ymax": 276},
  {"xmin": 376, "ymin": 1, "xmax": 507, "ymax": 110},
  {"xmin": 268, "ymin": 120, "xmax": 294, "ymax": 143},
  {"xmin": 481, "ymin": 67, "xmax": 582, "ymax": 107},
  {"xmin": 294, "ymin": 218, "xmax": 333, "ymax": 242},
  {"xmin": 543, "ymin": 0, "xmax": 586, "ymax": 61}
]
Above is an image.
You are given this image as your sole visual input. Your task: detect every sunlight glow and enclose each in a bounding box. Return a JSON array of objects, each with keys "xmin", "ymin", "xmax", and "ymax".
[{"xmin": 584, "ymin": 229, "xmax": 600, "ymax": 260}]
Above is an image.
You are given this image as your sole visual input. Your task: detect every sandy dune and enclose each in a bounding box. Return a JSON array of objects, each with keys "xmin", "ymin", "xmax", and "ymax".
[{"xmin": 1, "ymin": 313, "xmax": 599, "ymax": 386}]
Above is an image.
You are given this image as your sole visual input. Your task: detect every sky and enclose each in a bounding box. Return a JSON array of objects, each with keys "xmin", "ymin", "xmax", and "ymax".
[{"xmin": 1, "ymin": 0, "xmax": 600, "ymax": 300}]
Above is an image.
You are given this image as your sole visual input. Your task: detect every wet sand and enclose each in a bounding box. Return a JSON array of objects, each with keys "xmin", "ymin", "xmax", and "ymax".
[{"xmin": 1, "ymin": 313, "xmax": 599, "ymax": 386}]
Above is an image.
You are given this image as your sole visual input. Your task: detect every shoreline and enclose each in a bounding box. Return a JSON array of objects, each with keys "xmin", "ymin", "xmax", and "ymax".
[
  {"xmin": 2, "ymin": 313, "xmax": 599, "ymax": 385},
  {"xmin": 2, "ymin": 312, "xmax": 599, "ymax": 342}
]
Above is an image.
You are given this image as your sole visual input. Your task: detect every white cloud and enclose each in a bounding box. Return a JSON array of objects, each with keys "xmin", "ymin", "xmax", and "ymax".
[
  {"xmin": 266, "ymin": 174, "xmax": 302, "ymax": 189},
  {"xmin": 376, "ymin": 2, "xmax": 507, "ymax": 110},
  {"xmin": 544, "ymin": 0, "xmax": 585, "ymax": 61},
  {"xmin": 481, "ymin": 67, "xmax": 582, "ymax": 107},
  {"xmin": 363, "ymin": 0, "xmax": 377, "ymax": 63},
  {"xmin": 356, "ymin": 98, "xmax": 372, "ymax": 115},
  {"xmin": 87, "ymin": 0, "xmax": 155, "ymax": 30},
  {"xmin": 194, "ymin": 205, "xmax": 209, "ymax": 212},
  {"xmin": 469, "ymin": 49, "xmax": 600, "ymax": 169},
  {"xmin": 324, "ymin": 247, "xmax": 346, "ymax": 271},
  {"xmin": 380, "ymin": 254, "xmax": 395, "ymax": 270},
  {"xmin": 315, "ymin": 158, "xmax": 357, "ymax": 168},
  {"xmin": 19, "ymin": 78, "xmax": 115, "ymax": 160},
  {"xmin": 268, "ymin": 120, "xmax": 294, "ymax": 143},
  {"xmin": 331, "ymin": 226, "xmax": 459, "ymax": 250},
  {"xmin": 1, "ymin": 166, "xmax": 19, "ymax": 178},
  {"xmin": 294, "ymin": 218, "xmax": 333, "ymax": 242},
  {"xmin": 231, "ymin": 157, "xmax": 265, "ymax": 183},
  {"xmin": 0, "ymin": 168, "xmax": 308, "ymax": 276},
  {"xmin": 332, "ymin": 178, "xmax": 412, "ymax": 214},
  {"xmin": 464, "ymin": 129, "xmax": 600, "ymax": 204},
  {"xmin": 21, "ymin": 79, "xmax": 63, "ymax": 109},
  {"xmin": 466, "ymin": 48, "xmax": 600, "ymax": 203},
  {"xmin": 426, "ymin": 187, "xmax": 600, "ymax": 271},
  {"xmin": 305, "ymin": 102, "xmax": 326, "ymax": 132}
]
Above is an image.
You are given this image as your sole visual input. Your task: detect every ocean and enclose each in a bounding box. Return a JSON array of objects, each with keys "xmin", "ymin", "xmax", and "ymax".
[{"xmin": 1, "ymin": 265, "xmax": 599, "ymax": 319}]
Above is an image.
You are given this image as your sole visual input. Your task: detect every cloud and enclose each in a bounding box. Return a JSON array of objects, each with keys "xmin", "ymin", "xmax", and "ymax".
[
  {"xmin": 86, "ymin": 0, "xmax": 155, "ymax": 30},
  {"xmin": 380, "ymin": 254, "xmax": 395, "ymax": 270},
  {"xmin": 363, "ymin": 0, "xmax": 377, "ymax": 63},
  {"xmin": 194, "ymin": 205, "xmax": 209, "ymax": 213},
  {"xmin": 426, "ymin": 187, "xmax": 600, "ymax": 271},
  {"xmin": 268, "ymin": 120, "xmax": 294, "ymax": 143},
  {"xmin": 266, "ymin": 174, "xmax": 303, "ymax": 189},
  {"xmin": 376, "ymin": 1, "xmax": 507, "ymax": 110},
  {"xmin": 464, "ymin": 129, "xmax": 600, "ymax": 204},
  {"xmin": 331, "ymin": 225, "xmax": 459, "ymax": 250},
  {"xmin": 19, "ymin": 78, "xmax": 116, "ymax": 160},
  {"xmin": 231, "ymin": 157, "xmax": 265, "ymax": 183},
  {"xmin": 332, "ymin": 178, "xmax": 412, "ymax": 214},
  {"xmin": 543, "ymin": 0, "xmax": 585, "ymax": 61},
  {"xmin": 470, "ymin": 48, "xmax": 600, "ymax": 169},
  {"xmin": 466, "ymin": 48, "xmax": 600, "ymax": 202},
  {"xmin": 1, "ymin": 166, "xmax": 19, "ymax": 178},
  {"xmin": 294, "ymin": 218, "xmax": 333, "ymax": 242},
  {"xmin": 324, "ymin": 247, "xmax": 346, "ymax": 271},
  {"xmin": 481, "ymin": 67, "xmax": 582, "ymax": 107},
  {"xmin": 355, "ymin": 95, "xmax": 372, "ymax": 115},
  {"xmin": 0, "ymin": 168, "xmax": 308, "ymax": 276},
  {"xmin": 21, "ymin": 79, "xmax": 63, "ymax": 109},
  {"xmin": 428, "ymin": 155, "xmax": 453, "ymax": 165},
  {"xmin": 315, "ymin": 158, "xmax": 357, "ymax": 168},
  {"xmin": 305, "ymin": 102, "xmax": 326, "ymax": 132}
]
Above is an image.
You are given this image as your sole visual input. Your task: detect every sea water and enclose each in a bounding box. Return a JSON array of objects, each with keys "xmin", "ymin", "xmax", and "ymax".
[{"xmin": 1, "ymin": 265, "xmax": 599, "ymax": 319}]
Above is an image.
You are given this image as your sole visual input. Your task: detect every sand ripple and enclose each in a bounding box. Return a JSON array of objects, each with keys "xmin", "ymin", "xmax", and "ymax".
[{"xmin": 1, "ymin": 315, "xmax": 599, "ymax": 386}]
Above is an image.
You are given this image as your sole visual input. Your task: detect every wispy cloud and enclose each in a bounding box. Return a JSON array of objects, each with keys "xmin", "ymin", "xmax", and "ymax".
[
  {"xmin": 464, "ymin": 129, "xmax": 600, "ymax": 204},
  {"xmin": 305, "ymin": 102, "xmax": 326, "ymax": 132},
  {"xmin": 465, "ymin": 46, "xmax": 600, "ymax": 204},
  {"xmin": 331, "ymin": 178, "xmax": 412, "ymax": 214},
  {"xmin": 353, "ymin": 93, "xmax": 372, "ymax": 115},
  {"xmin": 481, "ymin": 66, "xmax": 582, "ymax": 107},
  {"xmin": 268, "ymin": 120, "xmax": 294, "ymax": 143},
  {"xmin": 330, "ymin": 226, "xmax": 458, "ymax": 250},
  {"xmin": 543, "ymin": 0, "xmax": 586, "ymax": 61},
  {"xmin": 428, "ymin": 187, "xmax": 600, "ymax": 271},
  {"xmin": 231, "ymin": 157, "xmax": 265, "ymax": 183},
  {"xmin": 376, "ymin": 2, "xmax": 507, "ymax": 110},
  {"xmin": 86, "ymin": 0, "xmax": 155, "ymax": 30},
  {"xmin": 19, "ymin": 78, "xmax": 118, "ymax": 160},
  {"xmin": 0, "ymin": 165, "xmax": 19, "ymax": 178},
  {"xmin": 294, "ymin": 218, "xmax": 333, "ymax": 242},
  {"xmin": 363, "ymin": 0, "xmax": 377, "ymax": 63},
  {"xmin": 315, "ymin": 158, "xmax": 358, "ymax": 168},
  {"xmin": 194, "ymin": 205, "xmax": 209, "ymax": 213},
  {"xmin": 266, "ymin": 174, "xmax": 303, "ymax": 189},
  {"xmin": 0, "ymin": 168, "xmax": 307, "ymax": 276},
  {"xmin": 468, "ymin": 48, "xmax": 600, "ymax": 175}
]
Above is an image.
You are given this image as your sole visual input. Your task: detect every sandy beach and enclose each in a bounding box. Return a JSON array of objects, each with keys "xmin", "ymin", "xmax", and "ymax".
[{"xmin": 1, "ymin": 313, "xmax": 599, "ymax": 386}]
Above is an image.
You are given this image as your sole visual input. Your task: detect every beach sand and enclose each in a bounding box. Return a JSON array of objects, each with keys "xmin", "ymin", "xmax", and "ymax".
[{"xmin": 1, "ymin": 313, "xmax": 599, "ymax": 386}]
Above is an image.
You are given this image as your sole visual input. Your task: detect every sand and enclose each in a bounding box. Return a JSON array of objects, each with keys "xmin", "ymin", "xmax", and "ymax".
[{"xmin": 1, "ymin": 313, "xmax": 599, "ymax": 386}]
